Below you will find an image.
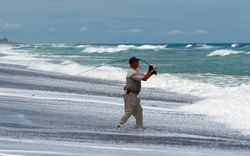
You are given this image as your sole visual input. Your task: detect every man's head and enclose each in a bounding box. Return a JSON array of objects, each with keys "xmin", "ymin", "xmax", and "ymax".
[{"xmin": 129, "ymin": 56, "xmax": 140, "ymax": 69}]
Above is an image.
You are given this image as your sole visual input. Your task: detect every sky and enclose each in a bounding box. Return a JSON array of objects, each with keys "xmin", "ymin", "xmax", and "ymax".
[{"xmin": 0, "ymin": 0, "xmax": 250, "ymax": 44}]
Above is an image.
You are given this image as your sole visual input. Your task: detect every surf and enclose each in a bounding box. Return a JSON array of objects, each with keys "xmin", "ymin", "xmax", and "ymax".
[{"xmin": 207, "ymin": 49, "xmax": 245, "ymax": 57}]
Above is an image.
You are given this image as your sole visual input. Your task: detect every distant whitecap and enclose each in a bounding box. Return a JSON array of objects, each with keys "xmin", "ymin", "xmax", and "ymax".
[
  {"xmin": 186, "ymin": 44, "xmax": 192, "ymax": 48},
  {"xmin": 231, "ymin": 43, "xmax": 239, "ymax": 48},
  {"xmin": 207, "ymin": 49, "xmax": 243, "ymax": 57}
]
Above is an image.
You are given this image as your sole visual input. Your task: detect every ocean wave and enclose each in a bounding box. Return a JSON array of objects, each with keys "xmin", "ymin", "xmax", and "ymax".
[
  {"xmin": 196, "ymin": 44, "xmax": 216, "ymax": 49},
  {"xmin": 136, "ymin": 44, "xmax": 166, "ymax": 50},
  {"xmin": 207, "ymin": 49, "xmax": 244, "ymax": 57},
  {"xmin": 186, "ymin": 44, "xmax": 193, "ymax": 48},
  {"xmin": 142, "ymin": 73, "xmax": 250, "ymax": 135},
  {"xmin": 30, "ymin": 59, "xmax": 127, "ymax": 81},
  {"xmin": 82, "ymin": 44, "xmax": 167, "ymax": 53},
  {"xmin": 51, "ymin": 43, "xmax": 71, "ymax": 48},
  {"xmin": 0, "ymin": 45, "xmax": 51, "ymax": 68},
  {"xmin": 142, "ymin": 72, "xmax": 250, "ymax": 135},
  {"xmin": 0, "ymin": 45, "xmax": 14, "ymax": 57},
  {"xmin": 180, "ymin": 84, "xmax": 250, "ymax": 135},
  {"xmin": 82, "ymin": 45, "xmax": 136, "ymax": 53},
  {"xmin": 0, "ymin": 47, "xmax": 126, "ymax": 80},
  {"xmin": 231, "ymin": 43, "xmax": 239, "ymax": 48},
  {"xmin": 75, "ymin": 44, "xmax": 90, "ymax": 48}
]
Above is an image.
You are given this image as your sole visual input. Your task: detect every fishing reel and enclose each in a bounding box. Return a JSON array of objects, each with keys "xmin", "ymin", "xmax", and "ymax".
[
  {"xmin": 139, "ymin": 58, "xmax": 158, "ymax": 75},
  {"xmin": 149, "ymin": 64, "xmax": 158, "ymax": 75}
]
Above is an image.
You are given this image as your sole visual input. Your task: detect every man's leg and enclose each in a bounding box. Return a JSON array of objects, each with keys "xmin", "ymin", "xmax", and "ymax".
[
  {"xmin": 118, "ymin": 94, "xmax": 135, "ymax": 127},
  {"xmin": 133, "ymin": 98, "xmax": 143, "ymax": 128}
]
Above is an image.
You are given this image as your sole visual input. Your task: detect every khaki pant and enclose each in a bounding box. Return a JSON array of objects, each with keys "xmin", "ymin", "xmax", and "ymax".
[{"xmin": 118, "ymin": 93, "xmax": 143, "ymax": 128}]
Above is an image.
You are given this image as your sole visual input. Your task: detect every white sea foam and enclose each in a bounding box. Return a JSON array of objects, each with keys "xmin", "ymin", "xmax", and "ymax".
[
  {"xmin": 143, "ymin": 73, "xmax": 250, "ymax": 135},
  {"xmin": 0, "ymin": 44, "xmax": 13, "ymax": 53},
  {"xmin": 82, "ymin": 45, "xmax": 136, "ymax": 53},
  {"xmin": 0, "ymin": 45, "xmax": 46, "ymax": 65},
  {"xmin": 186, "ymin": 44, "xmax": 192, "ymax": 48},
  {"xmin": 51, "ymin": 43, "xmax": 70, "ymax": 48},
  {"xmin": 196, "ymin": 44, "xmax": 215, "ymax": 49},
  {"xmin": 144, "ymin": 73, "xmax": 219, "ymax": 98},
  {"xmin": 154, "ymin": 74, "xmax": 250, "ymax": 135},
  {"xmin": 137, "ymin": 45, "xmax": 166, "ymax": 50},
  {"xmin": 231, "ymin": 43, "xmax": 239, "ymax": 48},
  {"xmin": 75, "ymin": 44, "xmax": 90, "ymax": 48},
  {"xmin": 180, "ymin": 84, "xmax": 250, "ymax": 135},
  {"xmin": 29, "ymin": 59, "xmax": 127, "ymax": 81},
  {"xmin": 207, "ymin": 49, "xmax": 244, "ymax": 57},
  {"xmin": 82, "ymin": 44, "xmax": 166, "ymax": 53},
  {"xmin": 0, "ymin": 45, "xmax": 35, "ymax": 60}
]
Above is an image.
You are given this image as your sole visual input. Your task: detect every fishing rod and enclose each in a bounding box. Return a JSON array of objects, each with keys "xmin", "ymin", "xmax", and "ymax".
[
  {"xmin": 139, "ymin": 59, "xmax": 150, "ymax": 66},
  {"xmin": 139, "ymin": 59, "xmax": 158, "ymax": 74},
  {"xmin": 80, "ymin": 58, "xmax": 157, "ymax": 75},
  {"xmin": 80, "ymin": 59, "xmax": 127, "ymax": 74}
]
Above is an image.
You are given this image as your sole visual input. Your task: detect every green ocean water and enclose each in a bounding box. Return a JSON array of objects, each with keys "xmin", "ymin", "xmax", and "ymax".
[{"xmin": 15, "ymin": 43, "xmax": 250, "ymax": 75}]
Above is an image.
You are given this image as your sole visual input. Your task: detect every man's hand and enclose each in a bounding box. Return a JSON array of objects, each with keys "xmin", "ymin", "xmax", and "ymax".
[
  {"xmin": 148, "ymin": 65, "xmax": 154, "ymax": 71},
  {"xmin": 143, "ymin": 66, "xmax": 156, "ymax": 81},
  {"xmin": 151, "ymin": 70, "xmax": 157, "ymax": 75}
]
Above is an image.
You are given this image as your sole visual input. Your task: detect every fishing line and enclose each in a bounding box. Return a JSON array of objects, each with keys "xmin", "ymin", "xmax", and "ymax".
[
  {"xmin": 139, "ymin": 59, "xmax": 150, "ymax": 65},
  {"xmin": 80, "ymin": 58, "xmax": 156, "ymax": 74},
  {"xmin": 80, "ymin": 59, "xmax": 128, "ymax": 74}
]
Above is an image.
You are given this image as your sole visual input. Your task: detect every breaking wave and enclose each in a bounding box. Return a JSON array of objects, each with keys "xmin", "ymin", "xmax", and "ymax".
[
  {"xmin": 207, "ymin": 49, "xmax": 244, "ymax": 57},
  {"xmin": 196, "ymin": 44, "xmax": 216, "ymax": 49},
  {"xmin": 136, "ymin": 44, "xmax": 166, "ymax": 50},
  {"xmin": 186, "ymin": 44, "xmax": 193, "ymax": 48},
  {"xmin": 51, "ymin": 43, "xmax": 71, "ymax": 48},
  {"xmin": 82, "ymin": 44, "xmax": 167, "ymax": 53},
  {"xmin": 82, "ymin": 45, "xmax": 136, "ymax": 53},
  {"xmin": 231, "ymin": 43, "xmax": 239, "ymax": 48},
  {"xmin": 180, "ymin": 84, "xmax": 250, "ymax": 135}
]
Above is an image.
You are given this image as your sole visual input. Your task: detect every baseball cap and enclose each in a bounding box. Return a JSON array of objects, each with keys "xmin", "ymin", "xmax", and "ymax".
[{"xmin": 129, "ymin": 56, "xmax": 140, "ymax": 64}]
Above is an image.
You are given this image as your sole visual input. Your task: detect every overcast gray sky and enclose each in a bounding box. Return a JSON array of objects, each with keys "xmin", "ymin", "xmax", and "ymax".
[{"xmin": 0, "ymin": 0, "xmax": 249, "ymax": 43}]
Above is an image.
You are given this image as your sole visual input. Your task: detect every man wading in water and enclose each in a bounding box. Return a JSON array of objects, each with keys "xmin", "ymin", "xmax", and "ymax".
[{"xmin": 117, "ymin": 57, "xmax": 157, "ymax": 128}]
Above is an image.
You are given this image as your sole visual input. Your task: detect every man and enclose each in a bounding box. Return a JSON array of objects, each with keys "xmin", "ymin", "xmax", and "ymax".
[{"xmin": 117, "ymin": 56, "xmax": 156, "ymax": 128}]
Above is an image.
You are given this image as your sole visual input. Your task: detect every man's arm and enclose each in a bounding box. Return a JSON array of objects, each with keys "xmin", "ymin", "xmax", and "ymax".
[
  {"xmin": 142, "ymin": 65, "xmax": 156, "ymax": 81},
  {"xmin": 142, "ymin": 70, "xmax": 152, "ymax": 81}
]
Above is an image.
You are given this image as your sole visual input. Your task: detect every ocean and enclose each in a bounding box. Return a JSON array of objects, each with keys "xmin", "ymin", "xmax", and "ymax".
[{"xmin": 0, "ymin": 43, "xmax": 250, "ymax": 155}]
